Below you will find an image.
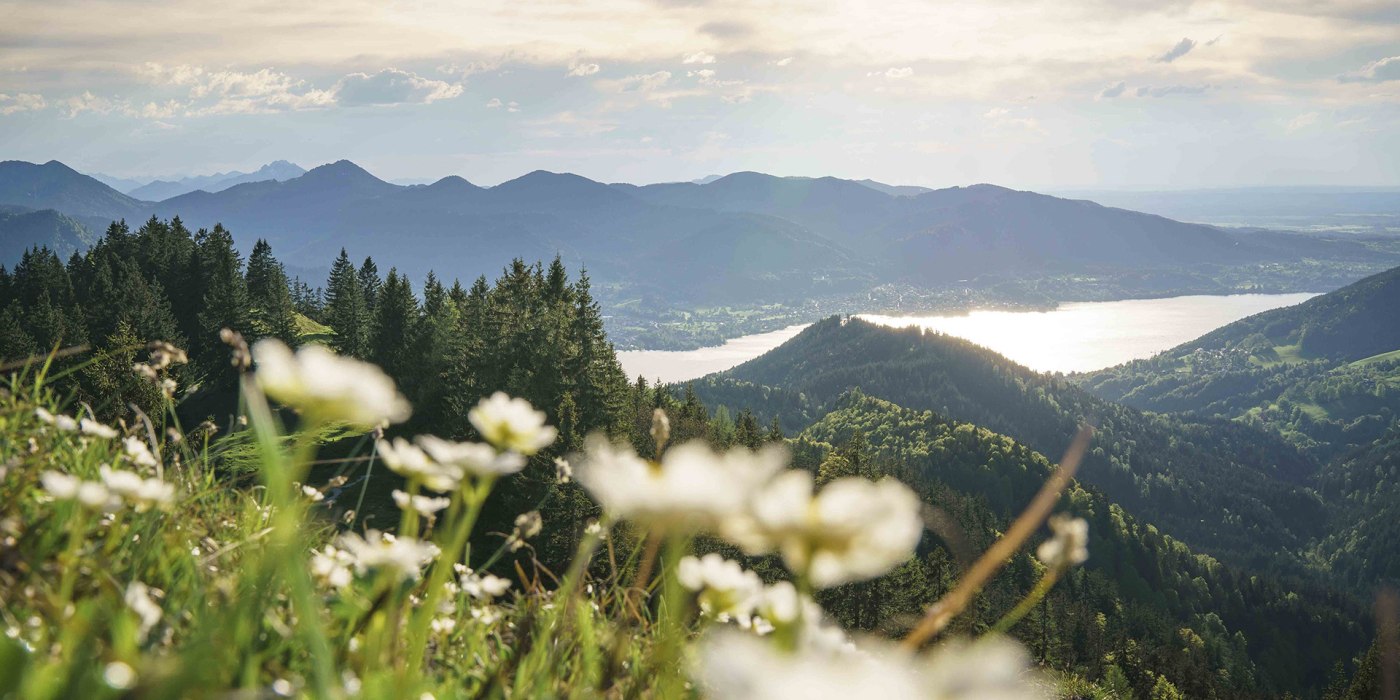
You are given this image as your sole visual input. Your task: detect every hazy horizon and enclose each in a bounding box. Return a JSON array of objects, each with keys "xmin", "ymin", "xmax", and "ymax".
[{"xmin": 3, "ymin": 0, "xmax": 1399, "ymax": 189}]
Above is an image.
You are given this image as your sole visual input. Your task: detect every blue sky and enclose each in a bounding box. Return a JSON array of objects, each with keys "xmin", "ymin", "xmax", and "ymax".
[{"xmin": 2, "ymin": 0, "xmax": 1398, "ymax": 188}]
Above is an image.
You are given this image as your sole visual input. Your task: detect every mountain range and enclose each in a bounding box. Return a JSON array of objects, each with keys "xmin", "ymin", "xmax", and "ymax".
[
  {"xmin": 124, "ymin": 160, "xmax": 306, "ymax": 201},
  {"xmin": 0, "ymin": 159, "xmax": 1394, "ymax": 308}
]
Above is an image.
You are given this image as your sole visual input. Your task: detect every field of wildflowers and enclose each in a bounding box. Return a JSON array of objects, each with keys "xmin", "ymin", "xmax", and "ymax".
[{"xmin": 0, "ymin": 337, "xmax": 1087, "ymax": 698}]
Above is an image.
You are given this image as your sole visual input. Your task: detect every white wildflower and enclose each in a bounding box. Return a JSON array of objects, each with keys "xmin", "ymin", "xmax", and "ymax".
[
  {"xmin": 103, "ymin": 661, "xmax": 137, "ymax": 689},
  {"xmin": 470, "ymin": 606, "xmax": 502, "ymax": 625},
  {"xmin": 99, "ymin": 465, "xmax": 175, "ymax": 511},
  {"xmin": 459, "ymin": 568, "xmax": 512, "ymax": 600},
  {"xmin": 122, "ymin": 436, "xmax": 158, "ymax": 469},
  {"xmin": 311, "ymin": 545, "xmax": 355, "ymax": 589},
  {"xmin": 132, "ymin": 362, "xmax": 159, "ymax": 382},
  {"xmin": 416, "ymin": 435, "xmax": 525, "ymax": 478},
  {"xmin": 725, "ymin": 471, "xmax": 923, "ymax": 588},
  {"xmin": 41, "ymin": 471, "xmax": 120, "ymax": 512},
  {"xmin": 679, "ymin": 553, "xmax": 764, "ymax": 624},
  {"xmin": 468, "ymin": 392, "xmax": 556, "ymax": 455},
  {"xmin": 35, "ymin": 408, "xmax": 78, "ymax": 432},
  {"xmin": 252, "ymin": 339, "xmax": 411, "ymax": 429},
  {"xmin": 431, "ymin": 617, "xmax": 456, "ymax": 635},
  {"xmin": 391, "ymin": 490, "xmax": 450, "ymax": 517},
  {"xmin": 124, "ymin": 581, "xmax": 162, "ymax": 642},
  {"xmin": 512, "ymin": 510, "xmax": 542, "ymax": 547},
  {"xmin": 301, "ymin": 485, "xmax": 325, "ymax": 502},
  {"xmin": 79, "ymin": 418, "xmax": 119, "ymax": 439},
  {"xmin": 1036, "ymin": 515, "xmax": 1089, "ymax": 568},
  {"xmin": 336, "ymin": 530, "xmax": 439, "ymax": 582},
  {"xmin": 378, "ymin": 438, "xmax": 462, "ymax": 492},
  {"xmin": 699, "ymin": 630, "xmax": 1047, "ymax": 700},
  {"xmin": 576, "ymin": 436, "xmax": 786, "ymax": 532},
  {"xmin": 147, "ymin": 341, "xmax": 187, "ymax": 369},
  {"xmin": 160, "ymin": 378, "xmax": 178, "ymax": 398},
  {"xmin": 554, "ymin": 456, "xmax": 572, "ymax": 484}
]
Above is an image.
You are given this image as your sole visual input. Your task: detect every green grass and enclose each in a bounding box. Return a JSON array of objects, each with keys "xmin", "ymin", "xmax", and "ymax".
[
  {"xmin": 1350, "ymin": 348, "xmax": 1400, "ymax": 368},
  {"xmin": 294, "ymin": 313, "xmax": 334, "ymax": 344}
]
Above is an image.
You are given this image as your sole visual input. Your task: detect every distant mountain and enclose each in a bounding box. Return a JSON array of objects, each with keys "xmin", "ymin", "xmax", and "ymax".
[
  {"xmin": 1052, "ymin": 186, "xmax": 1400, "ymax": 229},
  {"xmin": 697, "ymin": 316, "xmax": 1328, "ymax": 573},
  {"xmin": 0, "ymin": 205, "xmax": 98, "ymax": 262},
  {"xmin": 1078, "ymin": 265, "xmax": 1400, "ymax": 460},
  {"xmin": 126, "ymin": 160, "xmax": 305, "ymax": 201},
  {"xmin": 854, "ymin": 178, "xmax": 932, "ymax": 197},
  {"xmin": 0, "ymin": 160, "xmax": 147, "ymax": 219},
  {"xmin": 89, "ymin": 172, "xmax": 149, "ymax": 193},
  {"xmin": 0, "ymin": 159, "xmax": 1392, "ymax": 306}
]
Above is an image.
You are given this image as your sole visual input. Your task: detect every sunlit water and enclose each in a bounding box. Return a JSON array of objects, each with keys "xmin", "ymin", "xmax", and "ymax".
[{"xmin": 617, "ymin": 293, "xmax": 1319, "ymax": 382}]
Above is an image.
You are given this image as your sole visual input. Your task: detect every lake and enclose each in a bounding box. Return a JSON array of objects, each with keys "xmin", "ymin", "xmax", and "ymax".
[{"xmin": 617, "ymin": 293, "xmax": 1319, "ymax": 382}]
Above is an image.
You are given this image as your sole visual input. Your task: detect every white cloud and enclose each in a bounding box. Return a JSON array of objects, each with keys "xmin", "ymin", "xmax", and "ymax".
[
  {"xmin": 62, "ymin": 91, "xmax": 117, "ymax": 118},
  {"xmin": 568, "ymin": 61, "xmax": 601, "ymax": 77},
  {"xmin": 619, "ymin": 71, "xmax": 673, "ymax": 91},
  {"xmin": 984, "ymin": 107, "xmax": 1045, "ymax": 134},
  {"xmin": 0, "ymin": 92, "xmax": 46, "ymax": 115},
  {"xmin": 334, "ymin": 68, "xmax": 462, "ymax": 106},
  {"xmin": 682, "ymin": 52, "xmax": 716, "ymax": 65},
  {"xmin": 774, "ymin": 57, "xmax": 794, "ymax": 67},
  {"xmin": 485, "ymin": 97, "xmax": 520, "ymax": 112},
  {"xmin": 1157, "ymin": 37, "xmax": 1197, "ymax": 63},
  {"xmin": 1339, "ymin": 56, "xmax": 1400, "ymax": 83},
  {"xmin": 869, "ymin": 67, "xmax": 914, "ymax": 79},
  {"xmin": 688, "ymin": 69, "xmax": 717, "ymax": 80},
  {"xmin": 1285, "ymin": 112, "xmax": 1318, "ymax": 131}
]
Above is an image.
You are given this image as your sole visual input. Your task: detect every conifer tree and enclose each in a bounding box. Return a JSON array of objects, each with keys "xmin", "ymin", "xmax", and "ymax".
[
  {"xmin": 245, "ymin": 239, "xmax": 300, "ymax": 345},
  {"xmin": 194, "ymin": 225, "xmax": 252, "ymax": 379},
  {"xmin": 324, "ymin": 249, "xmax": 369, "ymax": 358}
]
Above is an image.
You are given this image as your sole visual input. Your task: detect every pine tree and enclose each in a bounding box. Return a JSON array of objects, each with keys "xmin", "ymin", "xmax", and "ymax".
[
  {"xmin": 245, "ymin": 239, "xmax": 300, "ymax": 345},
  {"xmin": 194, "ymin": 225, "xmax": 252, "ymax": 381},
  {"xmin": 324, "ymin": 249, "xmax": 369, "ymax": 358},
  {"xmin": 369, "ymin": 269, "xmax": 419, "ymax": 385}
]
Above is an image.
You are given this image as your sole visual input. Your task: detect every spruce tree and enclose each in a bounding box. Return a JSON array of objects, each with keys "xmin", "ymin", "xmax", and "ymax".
[
  {"xmin": 246, "ymin": 239, "xmax": 300, "ymax": 345},
  {"xmin": 324, "ymin": 249, "xmax": 369, "ymax": 357}
]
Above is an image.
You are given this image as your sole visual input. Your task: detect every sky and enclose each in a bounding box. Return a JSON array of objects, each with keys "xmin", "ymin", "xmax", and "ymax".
[{"xmin": 1, "ymin": 0, "xmax": 1399, "ymax": 189}]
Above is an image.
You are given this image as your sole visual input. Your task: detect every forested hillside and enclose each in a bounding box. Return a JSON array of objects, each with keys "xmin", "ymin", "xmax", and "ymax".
[{"xmin": 699, "ymin": 317, "xmax": 1329, "ymax": 575}]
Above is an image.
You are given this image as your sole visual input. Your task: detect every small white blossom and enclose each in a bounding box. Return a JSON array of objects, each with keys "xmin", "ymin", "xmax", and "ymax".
[
  {"xmin": 124, "ymin": 581, "xmax": 163, "ymax": 642},
  {"xmin": 35, "ymin": 408, "xmax": 78, "ymax": 432},
  {"xmin": 1036, "ymin": 515, "xmax": 1089, "ymax": 568},
  {"xmin": 103, "ymin": 661, "xmax": 137, "ymax": 690},
  {"xmin": 459, "ymin": 568, "xmax": 512, "ymax": 599},
  {"xmin": 554, "ymin": 457, "xmax": 573, "ymax": 484},
  {"xmin": 336, "ymin": 530, "xmax": 439, "ymax": 582},
  {"xmin": 468, "ymin": 392, "xmax": 556, "ymax": 455},
  {"xmin": 416, "ymin": 435, "xmax": 525, "ymax": 478},
  {"xmin": 725, "ymin": 472, "xmax": 923, "ymax": 588},
  {"xmin": 301, "ymin": 485, "xmax": 325, "ymax": 502},
  {"xmin": 311, "ymin": 545, "xmax": 355, "ymax": 589},
  {"xmin": 576, "ymin": 437, "xmax": 786, "ymax": 532},
  {"xmin": 99, "ymin": 465, "xmax": 175, "ymax": 511},
  {"xmin": 79, "ymin": 418, "xmax": 119, "ymax": 439},
  {"xmin": 41, "ymin": 471, "xmax": 120, "ymax": 512},
  {"xmin": 679, "ymin": 554, "xmax": 764, "ymax": 624},
  {"xmin": 253, "ymin": 339, "xmax": 411, "ymax": 429},
  {"xmin": 391, "ymin": 490, "xmax": 450, "ymax": 517},
  {"xmin": 378, "ymin": 438, "xmax": 462, "ymax": 492},
  {"xmin": 122, "ymin": 437, "xmax": 158, "ymax": 469}
]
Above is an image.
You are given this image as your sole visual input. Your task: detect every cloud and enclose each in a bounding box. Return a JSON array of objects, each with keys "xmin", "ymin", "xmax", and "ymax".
[
  {"xmin": 688, "ymin": 69, "xmax": 716, "ymax": 80},
  {"xmin": 1339, "ymin": 56, "xmax": 1400, "ymax": 82},
  {"xmin": 1285, "ymin": 112, "xmax": 1318, "ymax": 131},
  {"xmin": 140, "ymin": 64, "xmax": 336, "ymax": 114},
  {"xmin": 568, "ymin": 61, "xmax": 601, "ymax": 77},
  {"xmin": 774, "ymin": 57, "xmax": 793, "ymax": 67},
  {"xmin": 1157, "ymin": 37, "xmax": 1197, "ymax": 63},
  {"xmin": 1135, "ymin": 84, "xmax": 1210, "ymax": 97},
  {"xmin": 619, "ymin": 71, "xmax": 673, "ymax": 91},
  {"xmin": 984, "ymin": 107, "xmax": 1045, "ymax": 134},
  {"xmin": 62, "ymin": 91, "xmax": 118, "ymax": 118},
  {"xmin": 0, "ymin": 92, "xmax": 46, "ymax": 115},
  {"xmin": 682, "ymin": 52, "xmax": 716, "ymax": 65},
  {"xmin": 334, "ymin": 68, "xmax": 462, "ymax": 106},
  {"xmin": 1098, "ymin": 81, "xmax": 1126, "ymax": 99},
  {"xmin": 485, "ymin": 97, "xmax": 520, "ymax": 112},
  {"xmin": 870, "ymin": 67, "xmax": 914, "ymax": 79}
]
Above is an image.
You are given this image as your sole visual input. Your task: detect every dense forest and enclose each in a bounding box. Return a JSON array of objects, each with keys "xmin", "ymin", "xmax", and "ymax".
[
  {"xmin": 693, "ymin": 317, "xmax": 1330, "ymax": 577},
  {"xmin": 2, "ymin": 218, "xmax": 1396, "ymax": 696}
]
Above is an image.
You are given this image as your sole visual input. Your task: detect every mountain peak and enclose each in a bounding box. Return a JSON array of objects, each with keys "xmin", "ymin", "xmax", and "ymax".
[{"xmin": 300, "ymin": 160, "xmax": 389, "ymax": 188}]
